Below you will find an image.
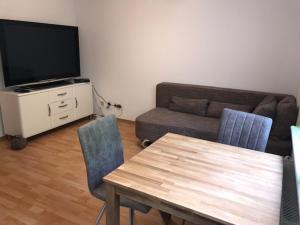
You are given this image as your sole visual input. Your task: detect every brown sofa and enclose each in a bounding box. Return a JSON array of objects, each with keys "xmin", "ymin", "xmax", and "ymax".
[{"xmin": 136, "ymin": 82, "xmax": 299, "ymax": 156}]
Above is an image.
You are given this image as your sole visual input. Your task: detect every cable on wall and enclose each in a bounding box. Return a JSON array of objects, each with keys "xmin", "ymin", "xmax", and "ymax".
[{"xmin": 92, "ymin": 84, "xmax": 123, "ymax": 117}]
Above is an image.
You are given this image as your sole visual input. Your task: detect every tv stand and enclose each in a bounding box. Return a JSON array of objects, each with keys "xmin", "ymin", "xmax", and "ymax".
[{"xmin": 0, "ymin": 82, "xmax": 93, "ymax": 149}]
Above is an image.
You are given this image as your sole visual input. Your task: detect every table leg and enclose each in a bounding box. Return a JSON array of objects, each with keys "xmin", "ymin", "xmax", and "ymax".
[{"xmin": 106, "ymin": 183, "xmax": 120, "ymax": 225}]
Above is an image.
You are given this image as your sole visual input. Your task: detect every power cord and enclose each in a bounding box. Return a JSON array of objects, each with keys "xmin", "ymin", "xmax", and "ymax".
[
  {"xmin": 92, "ymin": 85, "xmax": 108, "ymax": 104},
  {"xmin": 92, "ymin": 84, "xmax": 123, "ymax": 117}
]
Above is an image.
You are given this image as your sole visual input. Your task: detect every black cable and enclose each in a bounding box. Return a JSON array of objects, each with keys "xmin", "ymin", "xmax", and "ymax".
[
  {"xmin": 92, "ymin": 85, "xmax": 108, "ymax": 104},
  {"xmin": 92, "ymin": 84, "xmax": 123, "ymax": 117}
]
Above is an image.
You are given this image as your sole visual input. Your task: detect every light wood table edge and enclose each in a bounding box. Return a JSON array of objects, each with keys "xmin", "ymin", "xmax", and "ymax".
[{"xmin": 104, "ymin": 180, "xmax": 224, "ymax": 225}]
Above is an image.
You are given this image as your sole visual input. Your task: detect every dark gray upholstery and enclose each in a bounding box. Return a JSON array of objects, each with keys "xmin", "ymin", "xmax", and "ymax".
[
  {"xmin": 271, "ymin": 96, "xmax": 299, "ymax": 140},
  {"xmin": 169, "ymin": 96, "xmax": 209, "ymax": 116},
  {"xmin": 78, "ymin": 115, "xmax": 150, "ymax": 214},
  {"xmin": 136, "ymin": 107, "xmax": 220, "ymax": 142},
  {"xmin": 268, "ymin": 137, "xmax": 293, "ymax": 156},
  {"xmin": 253, "ymin": 95, "xmax": 277, "ymax": 119},
  {"xmin": 156, "ymin": 82, "xmax": 289, "ymax": 109},
  {"xmin": 136, "ymin": 82, "xmax": 297, "ymax": 156},
  {"xmin": 207, "ymin": 101, "xmax": 253, "ymax": 118},
  {"xmin": 217, "ymin": 108, "xmax": 273, "ymax": 152}
]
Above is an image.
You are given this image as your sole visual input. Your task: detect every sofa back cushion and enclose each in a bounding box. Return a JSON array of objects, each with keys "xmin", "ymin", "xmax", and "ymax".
[
  {"xmin": 156, "ymin": 83, "xmax": 298, "ymax": 140},
  {"xmin": 157, "ymin": 82, "xmax": 289, "ymax": 109},
  {"xmin": 253, "ymin": 95, "xmax": 277, "ymax": 119},
  {"xmin": 207, "ymin": 101, "xmax": 253, "ymax": 118},
  {"xmin": 169, "ymin": 96, "xmax": 209, "ymax": 116},
  {"xmin": 271, "ymin": 96, "xmax": 298, "ymax": 140}
]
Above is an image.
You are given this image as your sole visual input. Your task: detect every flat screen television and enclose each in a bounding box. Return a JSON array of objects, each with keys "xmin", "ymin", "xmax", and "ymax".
[{"xmin": 0, "ymin": 19, "xmax": 80, "ymax": 87}]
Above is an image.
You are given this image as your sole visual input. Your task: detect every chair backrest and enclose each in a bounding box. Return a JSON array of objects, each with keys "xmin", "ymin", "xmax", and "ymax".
[
  {"xmin": 217, "ymin": 108, "xmax": 273, "ymax": 152},
  {"xmin": 77, "ymin": 115, "xmax": 124, "ymax": 193}
]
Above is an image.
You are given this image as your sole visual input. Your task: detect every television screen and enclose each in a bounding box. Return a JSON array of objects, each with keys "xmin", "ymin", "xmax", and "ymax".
[{"xmin": 0, "ymin": 19, "xmax": 80, "ymax": 87}]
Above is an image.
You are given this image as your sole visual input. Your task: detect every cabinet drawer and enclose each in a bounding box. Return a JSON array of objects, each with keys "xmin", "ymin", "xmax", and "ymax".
[
  {"xmin": 51, "ymin": 111, "xmax": 74, "ymax": 128},
  {"xmin": 49, "ymin": 87, "xmax": 73, "ymax": 102},
  {"xmin": 50, "ymin": 99, "xmax": 74, "ymax": 115}
]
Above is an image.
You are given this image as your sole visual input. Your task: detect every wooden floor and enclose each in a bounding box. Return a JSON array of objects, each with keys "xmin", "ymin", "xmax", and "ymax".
[{"xmin": 0, "ymin": 118, "xmax": 188, "ymax": 225}]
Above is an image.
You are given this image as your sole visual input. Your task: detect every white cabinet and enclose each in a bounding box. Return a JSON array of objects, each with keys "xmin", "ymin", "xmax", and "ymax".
[
  {"xmin": 51, "ymin": 110, "xmax": 75, "ymax": 128},
  {"xmin": 19, "ymin": 92, "xmax": 51, "ymax": 137},
  {"xmin": 74, "ymin": 84, "xmax": 93, "ymax": 120},
  {"xmin": 49, "ymin": 87, "xmax": 74, "ymax": 102},
  {"xmin": 49, "ymin": 98, "xmax": 74, "ymax": 115},
  {"xmin": 0, "ymin": 83, "xmax": 93, "ymax": 138}
]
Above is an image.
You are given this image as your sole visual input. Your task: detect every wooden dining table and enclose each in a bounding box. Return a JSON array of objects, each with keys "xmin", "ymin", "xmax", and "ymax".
[{"xmin": 104, "ymin": 133, "xmax": 283, "ymax": 225}]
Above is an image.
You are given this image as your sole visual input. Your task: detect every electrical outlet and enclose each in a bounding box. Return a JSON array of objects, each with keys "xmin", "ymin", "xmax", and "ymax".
[{"xmin": 114, "ymin": 104, "xmax": 122, "ymax": 109}]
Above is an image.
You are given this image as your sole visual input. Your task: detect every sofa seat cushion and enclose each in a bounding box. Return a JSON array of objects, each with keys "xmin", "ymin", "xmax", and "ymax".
[
  {"xmin": 267, "ymin": 136, "xmax": 293, "ymax": 156},
  {"xmin": 136, "ymin": 107, "xmax": 220, "ymax": 142}
]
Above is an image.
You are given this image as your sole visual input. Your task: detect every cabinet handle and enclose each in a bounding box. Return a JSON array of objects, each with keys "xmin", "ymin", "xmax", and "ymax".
[
  {"xmin": 59, "ymin": 115, "xmax": 69, "ymax": 120},
  {"xmin": 48, "ymin": 104, "xmax": 51, "ymax": 117},
  {"xmin": 75, "ymin": 97, "xmax": 78, "ymax": 108},
  {"xmin": 58, "ymin": 104, "xmax": 68, "ymax": 108},
  {"xmin": 57, "ymin": 92, "xmax": 67, "ymax": 96}
]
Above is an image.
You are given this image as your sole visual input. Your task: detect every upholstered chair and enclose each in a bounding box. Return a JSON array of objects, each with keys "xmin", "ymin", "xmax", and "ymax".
[
  {"xmin": 218, "ymin": 108, "xmax": 273, "ymax": 152},
  {"xmin": 78, "ymin": 115, "xmax": 151, "ymax": 225}
]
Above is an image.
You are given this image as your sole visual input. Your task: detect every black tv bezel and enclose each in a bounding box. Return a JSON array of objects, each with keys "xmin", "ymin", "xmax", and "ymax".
[{"xmin": 0, "ymin": 19, "xmax": 81, "ymax": 87}]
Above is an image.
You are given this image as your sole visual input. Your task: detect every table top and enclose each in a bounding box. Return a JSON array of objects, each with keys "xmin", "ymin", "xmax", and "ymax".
[{"xmin": 104, "ymin": 133, "xmax": 283, "ymax": 225}]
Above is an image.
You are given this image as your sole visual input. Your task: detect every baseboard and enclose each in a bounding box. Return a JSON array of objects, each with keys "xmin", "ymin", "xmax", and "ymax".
[{"xmin": 118, "ymin": 118, "xmax": 135, "ymax": 124}]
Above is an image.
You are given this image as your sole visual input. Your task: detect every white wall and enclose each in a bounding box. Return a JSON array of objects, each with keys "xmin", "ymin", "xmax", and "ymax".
[
  {"xmin": 0, "ymin": 0, "xmax": 77, "ymax": 137},
  {"xmin": 0, "ymin": 0, "xmax": 77, "ymax": 25},
  {"xmin": 0, "ymin": 1, "xmax": 299, "ymax": 134},
  {"xmin": 75, "ymin": 0, "xmax": 300, "ymax": 121}
]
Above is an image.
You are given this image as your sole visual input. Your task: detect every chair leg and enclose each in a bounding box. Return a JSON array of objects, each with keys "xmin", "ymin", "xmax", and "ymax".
[
  {"xmin": 141, "ymin": 139, "xmax": 152, "ymax": 149},
  {"xmin": 159, "ymin": 210, "xmax": 171, "ymax": 225},
  {"xmin": 94, "ymin": 203, "xmax": 107, "ymax": 225},
  {"xmin": 129, "ymin": 208, "xmax": 135, "ymax": 225}
]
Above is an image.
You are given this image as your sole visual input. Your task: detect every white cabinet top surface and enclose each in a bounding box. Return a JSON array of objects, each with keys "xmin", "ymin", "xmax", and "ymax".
[{"xmin": 0, "ymin": 82, "xmax": 91, "ymax": 97}]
